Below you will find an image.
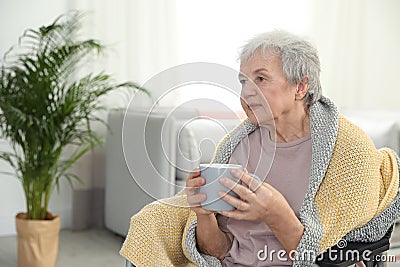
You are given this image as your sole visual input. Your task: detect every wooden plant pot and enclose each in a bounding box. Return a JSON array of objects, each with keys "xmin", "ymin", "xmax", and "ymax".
[{"xmin": 15, "ymin": 212, "xmax": 61, "ymax": 267}]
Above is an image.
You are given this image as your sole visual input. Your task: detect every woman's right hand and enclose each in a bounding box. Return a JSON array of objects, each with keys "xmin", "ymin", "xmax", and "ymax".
[{"xmin": 185, "ymin": 168, "xmax": 214, "ymax": 215}]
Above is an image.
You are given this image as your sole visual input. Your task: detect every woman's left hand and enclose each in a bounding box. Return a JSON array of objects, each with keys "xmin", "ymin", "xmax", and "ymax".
[
  {"xmin": 218, "ymin": 168, "xmax": 296, "ymax": 228},
  {"xmin": 219, "ymin": 168, "xmax": 304, "ymax": 253}
]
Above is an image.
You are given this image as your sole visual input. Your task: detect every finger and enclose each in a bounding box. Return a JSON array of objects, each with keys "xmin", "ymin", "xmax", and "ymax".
[
  {"xmin": 193, "ymin": 206, "xmax": 215, "ymax": 215},
  {"xmin": 187, "ymin": 168, "xmax": 201, "ymax": 180},
  {"xmin": 219, "ymin": 177, "xmax": 255, "ymax": 201},
  {"xmin": 186, "ymin": 177, "xmax": 205, "ymax": 188},
  {"xmin": 187, "ymin": 193, "xmax": 207, "ymax": 207},
  {"xmin": 218, "ymin": 190, "xmax": 250, "ymax": 211},
  {"xmin": 231, "ymin": 169, "xmax": 262, "ymax": 192},
  {"xmin": 229, "ymin": 168, "xmax": 248, "ymax": 180},
  {"xmin": 246, "ymin": 173, "xmax": 263, "ymax": 192},
  {"xmin": 218, "ymin": 210, "xmax": 247, "ymax": 220}
]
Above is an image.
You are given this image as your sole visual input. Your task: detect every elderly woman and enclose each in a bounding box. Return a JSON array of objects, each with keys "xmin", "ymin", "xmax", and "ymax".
[
  {"xmin": 186, "ymin": 30, "xmax": 317, "ymax": 266},
  {"xmin": 121, "ymin": 31, "xmax": 400, "ymax": 266}
]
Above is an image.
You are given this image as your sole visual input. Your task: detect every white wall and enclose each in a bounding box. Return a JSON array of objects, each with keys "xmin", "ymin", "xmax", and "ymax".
[
  {"xmin": 310, "ymin": 0, "xmax": 400, "ymax": 109},
  {"xmin": 0, "ymin": 0, "xmax": 72, "ymax": 236},
  {"xmin": 174, "ymin": 0, "xmax": 400, "ymax": 110},
  {"xmin": 175, "ymin": 0, "xmax": 312, "ymax": 112},
  {"xmin": 75, "ymin": 0, "xmax": 400, "ymax": 110}
]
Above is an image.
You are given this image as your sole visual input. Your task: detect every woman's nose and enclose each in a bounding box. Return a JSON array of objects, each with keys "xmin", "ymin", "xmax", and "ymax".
[{"xmin": 241, "ymin": 83, "xmax": 258, "ymax": 98}]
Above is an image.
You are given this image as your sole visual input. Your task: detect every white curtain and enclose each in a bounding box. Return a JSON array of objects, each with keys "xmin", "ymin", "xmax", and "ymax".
[
  {"xmin": 175, "ymin": 0, "xmax": 312, "ymax": 111},
  {"xmin": 310, "ymin": 0, "xmax": 400, "ymax": 109},
  {"xmin": 71, "ymin": 0, "xmax": 316, "ymax": 111},
  {"xmin": 71, "ymin": 0, "xmax": 400, "ymax": 110},
  {"xmin": 71, "ymin": 0, "xmax": 181, "ymax": 108}
]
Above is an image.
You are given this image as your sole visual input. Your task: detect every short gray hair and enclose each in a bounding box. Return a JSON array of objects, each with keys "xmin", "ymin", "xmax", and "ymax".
[{"xmin": 239, "ymin": 30, "xmax": 322, "ymax": 107}]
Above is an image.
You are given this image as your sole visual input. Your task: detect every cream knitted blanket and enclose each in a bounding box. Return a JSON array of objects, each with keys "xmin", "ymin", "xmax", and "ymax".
[{"xmin": 120, "ymin": 97, "xmax": 400, "ymax": 266}]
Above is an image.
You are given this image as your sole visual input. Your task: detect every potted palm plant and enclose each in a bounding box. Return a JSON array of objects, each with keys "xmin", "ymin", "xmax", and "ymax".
[{"xmin": 0, "ymin": 12, "xmax": 149, "ymax": 267}]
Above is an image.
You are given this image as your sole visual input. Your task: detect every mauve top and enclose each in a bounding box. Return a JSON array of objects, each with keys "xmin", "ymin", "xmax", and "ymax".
[{"xmin": 218, "ymin": 127, "xmax": 312, "ymax": 266}]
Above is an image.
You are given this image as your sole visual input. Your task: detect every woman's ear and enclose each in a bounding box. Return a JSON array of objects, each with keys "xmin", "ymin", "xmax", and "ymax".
[{"xmin": 295, "ymin": 76, "xmax": 309, "ymax": 100}]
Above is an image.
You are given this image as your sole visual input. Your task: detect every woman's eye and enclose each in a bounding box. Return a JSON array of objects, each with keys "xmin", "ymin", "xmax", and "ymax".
[{"xmin": 239, "ymin": 79, "xmax": 247, "ymax": 85}]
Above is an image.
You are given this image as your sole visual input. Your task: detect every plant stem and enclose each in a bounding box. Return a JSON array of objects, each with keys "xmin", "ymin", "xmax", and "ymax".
[
  {"xmin": 24, "ymin": 181, "xmax": 31, "ymax": 218},
  {"xmin": 42, "ymin": 176, "xmax": 51, "ymax": 219}
]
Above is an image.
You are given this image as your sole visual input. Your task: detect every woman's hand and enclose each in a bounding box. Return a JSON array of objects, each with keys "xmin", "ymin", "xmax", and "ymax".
[
  {"xmin": 185, "ymin": 168, "xmax": 232, "ymax": 259},
  {"xmin": 217, "ymin": 168, "xmax": 291, "ymax": 224},
  {"xmin": 218, "ymin": 169, "xmax": 304, "ymax": 254},
  {"xmin": 185, "ymin": 168, "xmax": 214, "ymax": 215}
]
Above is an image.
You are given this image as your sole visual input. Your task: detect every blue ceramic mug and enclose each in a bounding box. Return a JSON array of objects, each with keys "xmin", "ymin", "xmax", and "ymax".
[{"xmin": 199, "ymin": 163, "xmax": 243, "ymax": 211}]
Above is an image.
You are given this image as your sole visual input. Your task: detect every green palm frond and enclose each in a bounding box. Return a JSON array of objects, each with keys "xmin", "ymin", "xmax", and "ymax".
[{"xmin": 0, "ymin": 11, "xmax": 150, "ymax": 220}]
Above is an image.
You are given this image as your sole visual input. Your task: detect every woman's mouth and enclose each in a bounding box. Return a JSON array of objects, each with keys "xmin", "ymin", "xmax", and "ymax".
[{"xmin": 248, "ymin": 104, "xmax": 262, "ymax": 110}]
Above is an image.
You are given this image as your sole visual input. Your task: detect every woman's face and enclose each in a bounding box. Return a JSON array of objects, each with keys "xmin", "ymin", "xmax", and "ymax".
[{"xmin": 239, "ymin": 49, "xmax": 298, "ymax": 127}]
